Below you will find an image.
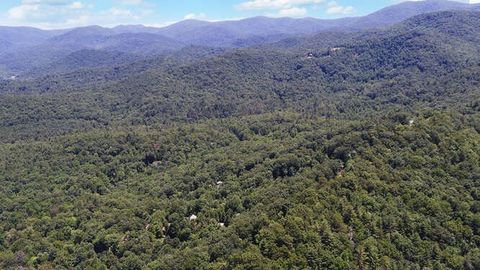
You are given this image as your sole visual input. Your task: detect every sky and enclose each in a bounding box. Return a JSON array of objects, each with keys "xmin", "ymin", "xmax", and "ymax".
[{"xmin": 0, "ymin": 0, "xmax": 477, "ymax": 29}]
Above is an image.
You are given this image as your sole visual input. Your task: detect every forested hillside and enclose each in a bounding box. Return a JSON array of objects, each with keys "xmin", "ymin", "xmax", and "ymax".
[
  {"xmin": 1, "ymin": 111, "xmax": 479, "ymax": 269},
  {"xmin": 1, "ymin": 11, "xmax": 479, "ymax": 142},
  {"xmin": 0, "ymin": 5, "xmax": 479, "ymax": 270},
  {"xmin": 0, "ymin": 0, "xmax": 478, "ymax": 77}
]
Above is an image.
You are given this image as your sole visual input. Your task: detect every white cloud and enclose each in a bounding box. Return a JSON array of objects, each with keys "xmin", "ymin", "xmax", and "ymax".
[
  {"xmin": 8, "ymin": 3, "xmax": 39, "ymax": 20},
  {"xmin": 2, "ymin": 0, "xmax": 153, "ymax": 28},
  {"xmin": 106, "ymin": 7, "xmax": 133, "ymax": 17},
  {"xmin": 64, "ymin": 14, "xmax": 90, "ymax": 26},
  {"xmin": 7, "ymin": 0, "xmax": 87, "ymax": 21},
  {"xmin": 277, "ymin": 7, "xmax": 307, "ymax": 16},
  {"xmin": 326, "ymin": 1, "xmax": 354, "ymax": 15},
  {"xmin": 184, "ymin": 13, "xmax": 208, "ymax": 20},
  {"xmin": 19, "ymin": 0, "xmax": 72, "ymax": 4},
  {"xmin": 118, "ymin": 0, "xmax": 144, "ymax": 5},
  {"xmin": 69, "ymin": 1, "xmax": 85, "ymax": 10},
  {"xmin": 236, "ymin": 0, "xmax": 355, "ymax": 17},
  {"xmin": 237, "ymin": 0, "xmax": 324, "ymax": 10}
]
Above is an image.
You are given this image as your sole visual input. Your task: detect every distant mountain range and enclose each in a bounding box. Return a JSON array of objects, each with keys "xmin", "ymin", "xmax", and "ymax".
[
  {"xmin": 1, "ymin": 8, "xmax": 479, "ymax": 142},
  {"xmin": 156, "ymin": 0, "xmax": 480, "ymax": 44},
  {"xmin": 0, "ymin": 0, "xmax": 479, "ymax": 77},
  {"xmin": 2, "ymin": 1, "xmax": 480, "ymax": 268}
]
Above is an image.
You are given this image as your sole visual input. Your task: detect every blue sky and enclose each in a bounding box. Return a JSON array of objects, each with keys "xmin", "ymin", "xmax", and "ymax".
[{"xmin": 0, "ymin": 0, "xmax": 476, "ymax": 29}]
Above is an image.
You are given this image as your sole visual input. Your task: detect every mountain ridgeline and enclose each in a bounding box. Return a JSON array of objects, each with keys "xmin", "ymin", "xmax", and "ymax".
[
  {"xmin": 1, "ymin": 10, "xmax": 479, "ymax": 141},
  {"xmin": 0, "ymin": 1, "xmax": 480, "ymax": 270},
  {"xmin": 1, "ymin": 0, "xmax": 479, "ymax": 76}
]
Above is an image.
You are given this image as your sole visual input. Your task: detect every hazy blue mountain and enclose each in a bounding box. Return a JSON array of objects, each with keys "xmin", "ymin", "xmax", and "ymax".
[
  {"xmin": 2, "ymin": 10, "xmax": 480, "ymax": 147},
  {"xmin": 0, "ymin": 26, "xmax": 61, "ymax": 47},
  {"xmin": 0, "ymin": 27, "xmax": 184, "ymax": 75},
  {"xmin": 47, "ymin": 25, "xmax": 110, "ymax": 46},
  {"xmin": 153, "ymin": 0, "xmax": 480, "ymax": 47},
  {"xmin": 1, "ymin": 0, "xmax": 478, "ymax": 50},
  {"xmin": 102, "ymin": 33, "xmax": 183, "ymax": 53},
  {"xmin": 26, "ymin": 49, "xmax": 141, "ymax": 76},
  {"xmin": 111, "ymin": 24, "xmax": 161, "ymax": 34},
  {"xmin": 0, "ymin": 26, "xmax": 65, "ymax": 59},
  {"xmin": 0, "ymin": 46, "xmax": 72, "ymax": 75},
  {"xmin": 1, "ymin": 0, "xmax": 479, "ymax": 76},
  {"xmin": 352, "ymin": 0, "xmax": 480, "ymax": 28},
  {"xmin": 155, "ymin": 19, "xmax": 212, "ymax": 37},
  {"xmin": 47, "ymin": 29, "xmax": 183, "ymax": 53},
  {"xmin": 5, "ymin": 10, "xmax": 480, "ymax": 103},
  {"xmin": 155, "ymin": 17, "xmax": 352, "ymax": 47},
  {"xmin": 0, "ymin": 39, "xmax": 13, "ymax": 50},
  {"xmin": 265, "ymin": 0, "xmax": 480, "ymax": 52}
]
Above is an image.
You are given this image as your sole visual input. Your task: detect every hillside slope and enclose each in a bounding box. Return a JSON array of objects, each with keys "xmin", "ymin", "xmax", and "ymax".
[
  {"xmin": 1, "ymin": 111, "xmax": 479, "ymax": 269},
  {"xmin": 1, "ymin": 11, "xmax": 479, "ymax": 142},
  {"xmin": 1, "ymin": 7, "xmax": 480, "ymax": 270},
  {"xmin": 156, "ymin": 0, "xmax": 480, "ymax": 47},
  {"xmin": 1, "ymin": 0, "xmax": 479, "ymax": 76}
]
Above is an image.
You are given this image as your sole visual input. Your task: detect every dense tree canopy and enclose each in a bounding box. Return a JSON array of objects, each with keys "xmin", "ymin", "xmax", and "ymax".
[
  {"xmin": 1, "ymin": 12, "xmax": 480, "ymax": 144},
  {"xmin": 1, "ymin": 111, "xmax": 479, "ymax": 269},
  {"xmin": 0, "ymin": 10, "xmax": 480, "ymax": 270}
]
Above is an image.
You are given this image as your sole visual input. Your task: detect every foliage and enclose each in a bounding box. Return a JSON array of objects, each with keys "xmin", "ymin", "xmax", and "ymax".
[
  {"xmin": 1, "ymin": 10, "xmax": 480, "ymax": 270},
  {"xmin": 1, "ymin": 11, "xmax": 480, "ymax": 143},
  {"xmin": 1, "ymin": 111, "xmax": 479, "ymax": 269}
]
